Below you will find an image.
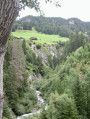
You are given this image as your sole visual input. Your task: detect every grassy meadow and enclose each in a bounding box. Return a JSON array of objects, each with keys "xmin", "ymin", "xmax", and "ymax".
[{"xmin": 12, "ymin": 30, "xmax": 69, "ymax": 44}]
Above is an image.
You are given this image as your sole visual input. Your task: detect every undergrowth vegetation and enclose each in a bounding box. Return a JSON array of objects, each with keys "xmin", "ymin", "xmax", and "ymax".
[
  {"xmin": 34, "ymin": 43, "xmax": 90, "ymax": 119},
  {"xmin": 3, "ymin": 39, "xmax": 37, "ymax": 118},
  {"xmin": 3, "ymin": 31, "xmax": 90, "ymax": 119}
]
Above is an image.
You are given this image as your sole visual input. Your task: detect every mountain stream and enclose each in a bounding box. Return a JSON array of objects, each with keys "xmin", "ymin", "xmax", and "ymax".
[{"xmin": 17, "ymin": 85, "xmax": 47, "ymax": 119}]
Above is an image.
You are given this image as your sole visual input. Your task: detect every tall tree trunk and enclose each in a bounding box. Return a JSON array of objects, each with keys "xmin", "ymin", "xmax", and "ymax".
[
  {"xmin": 0, "ymin": 52, "xmax": 5, "ymax": 119},
  {"xmin": 0, "ymin": 0, "xmax": 19, "ymax": 118}
]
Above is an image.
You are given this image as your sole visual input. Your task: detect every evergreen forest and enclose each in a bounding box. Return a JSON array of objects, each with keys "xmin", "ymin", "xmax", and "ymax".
[{"xmin": 2, "ymin": 15, "xmax": 90, "ymax": 119}]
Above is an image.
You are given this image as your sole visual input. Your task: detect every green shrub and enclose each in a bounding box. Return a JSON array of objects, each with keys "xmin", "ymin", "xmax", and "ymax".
[
  {"xmin": 29, "ymin": 42, "xmax": 32, "ymax": 46},
  {"xmin": 3, "ymin": 105, "xmax": 12, "ymax": 119},
  {"xmin": 22, "ymin": 39, "xmax": 27, "ymax": 54},
  {"xmin": 47, "ymin": 92, "xmax": 79, "ymax": 119},
  {"xmin": 36, "ymin": 44, "xmax": 41, "ymax": 49},
  {"xmin": 56, "ymin": 45, "xmax": 59, "ymax": 49},
  {"xmin": 80, "ymin": 65, "xmax": 86, "ymax": 74}
]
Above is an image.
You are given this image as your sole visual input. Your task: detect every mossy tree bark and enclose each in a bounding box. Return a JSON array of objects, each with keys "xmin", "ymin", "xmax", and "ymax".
[{"xmin": 0, "ymin": 0, "xmax": 19, "ymax": 118}]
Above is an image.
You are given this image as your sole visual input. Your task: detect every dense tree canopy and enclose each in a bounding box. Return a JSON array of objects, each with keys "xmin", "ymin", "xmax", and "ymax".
[
  {"xmin": 0, "ymin": 0, "xmax": 60, "ymax": 119},
  {"xmin": 1, "ymin": 1, "xmax": 90, "ymax": 119}
]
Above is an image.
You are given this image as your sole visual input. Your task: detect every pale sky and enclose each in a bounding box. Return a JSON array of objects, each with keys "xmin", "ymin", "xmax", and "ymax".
[{"xmin": 18, "ymin": 0, "xmax": 90, "ymax": 22}]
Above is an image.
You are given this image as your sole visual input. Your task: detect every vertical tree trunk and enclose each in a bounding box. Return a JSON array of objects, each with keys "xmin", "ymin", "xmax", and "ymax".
[
  {"xmin": 0, "ymin": 52, "xmax": 5, "ymax": 119},
  {"xmin": 0, "ymin": 0, "xmax": 19, "ymax": 118}
]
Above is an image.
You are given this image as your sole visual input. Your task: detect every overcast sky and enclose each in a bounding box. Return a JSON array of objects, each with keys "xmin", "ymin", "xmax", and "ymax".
[{"xmin": 18, "ymin": 0, "xmax": 90, "ymax": 22}]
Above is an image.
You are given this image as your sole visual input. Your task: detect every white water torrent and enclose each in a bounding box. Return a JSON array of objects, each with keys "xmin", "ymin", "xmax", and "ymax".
[{"xmin": 17, "ymin": 85, "xmax": 47, "ymax": 119}]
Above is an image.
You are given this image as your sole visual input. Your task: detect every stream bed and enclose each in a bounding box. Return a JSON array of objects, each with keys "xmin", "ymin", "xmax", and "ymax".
[{"xmin": 17, "ymin": 85, "xmax": 47, "ymax": 119}]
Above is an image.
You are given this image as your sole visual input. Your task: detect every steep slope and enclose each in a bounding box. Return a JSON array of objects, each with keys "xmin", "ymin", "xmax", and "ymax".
[
  {"xmin": 3, "ymin": 34, "xmax": 90, "ymax": 119},
  {"xmin": 3, "ymin": 38, "xmax": 63, "ymax": 118},
  {"xmin": 30, "ymin": 42, "xmax": 64, "ymax": 66},
  {"xmin": 10, "ymin": 40, "xmax": 26, "ymax": 81},
  {"xmin": 3, "ymin": 39, "xmax": 37, "ymax": 118},
  {"xmin": 34, "ymin": 43, "xmax": 90, "ymax": 119}
]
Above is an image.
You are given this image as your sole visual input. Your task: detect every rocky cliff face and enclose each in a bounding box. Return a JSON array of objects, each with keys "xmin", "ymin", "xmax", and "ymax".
[{"xmin": 30, "ymin": 43, "xmax": 64, "ymax": 65}]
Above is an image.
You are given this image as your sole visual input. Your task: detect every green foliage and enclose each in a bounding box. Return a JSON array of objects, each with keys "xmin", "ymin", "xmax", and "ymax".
[
  {"xmin": 47, "ymin": 55, "xmax": 60, "ymax": 69},
  {"xmin": 25, "ymin": 46, "xmax": 45, "ymax": 75},
  {"xmin": 9, "ymin": 34, "xmax": 14, "ymax": 41},
  {"xmin": 46, "ymin": 92, "xmax": 79, "ymax": 119},
  {"xmin": 3, "ymin": 42, "xmax": 37, "ymax": 117},
  {"xmin": 15, "ymin": 88, "xmax": 37, "ymax": 115},
  {"xmin": 36, "ymin": 56, "xmax": 45, "ymax": 76},
  {"xmin": 47, "ymin": 55, "xmax": 54, "ymax": 69},
  {"xmin": 36, "ymin": 44, "xmax": 41, "ymax": 49},
  {"xmin": 20, "ymin": 0, "xmax": 40, "ymax": 11},
  {"xmin": 64, "ymin": 32, "xmax": 85, "ymax": 57},
  {"xmin": 35, "ymin": 43, "xmax": 90, "ymax": 119},
  {"xmin": 3, "ymin": 32, "xmax": 90, "ymax": 119},
  {"xmin": 72, "ymin": 78, "xmax": 87, "ymax": 118},
  {"xmin": 4, "ymin": 45, "xmax": 11, "ymax": 71},
  {"xmin": 4, "ymin": 63, "xmax": 19, "ymax": 111},
  {"xmin": 56, "ymin": 45, "xmax": 59, "ymax": 49},
  {"xmin": 84, "ymin": 69, "xmax": 90, "ymax": 119},
  {"xmin": 4, "ymin": 1, "xmax": 90, "ymax": 119},
  {"xmin": 22, "ymin": 39, "xmax": 27, "ymax": 54},
  {"xmin": 20, "ymin": 0, "xmax": 61, "ymax": 14},
  {"xmin": 80, "ymin": 64, "xmax": 86, "ymax": 74},
  {"xmin": 3, "ymin": 105, "xmax": 12, "ymax": 119}
]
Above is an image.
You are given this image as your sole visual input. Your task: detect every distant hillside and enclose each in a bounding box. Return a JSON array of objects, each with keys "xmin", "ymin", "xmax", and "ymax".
[{"xmin": 13, "ymin": 15, "xmax": 90, "ymax": 37}]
